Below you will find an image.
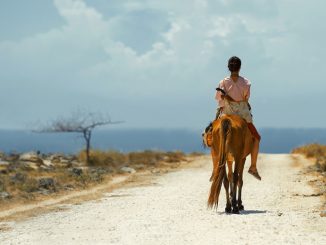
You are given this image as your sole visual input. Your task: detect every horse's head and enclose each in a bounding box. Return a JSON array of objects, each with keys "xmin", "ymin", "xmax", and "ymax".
[{"xmin": 202, "ymin": 122, "xmax": 213, "ymax": 148}]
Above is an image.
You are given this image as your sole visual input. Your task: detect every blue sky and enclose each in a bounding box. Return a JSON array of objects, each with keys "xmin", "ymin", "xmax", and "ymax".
[{"xmin": 0, "ymin": 0, "xmax": 325, "ymax": 130}]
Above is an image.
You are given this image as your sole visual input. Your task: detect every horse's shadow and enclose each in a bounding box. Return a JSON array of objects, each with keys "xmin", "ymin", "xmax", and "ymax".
[
  {"xmin": 217, "ymin": 210, "xmax": 267, "ymax": 215},
  {"xmin": 240, "ymin": 209, "xmax": 267, "ymax": 215}
]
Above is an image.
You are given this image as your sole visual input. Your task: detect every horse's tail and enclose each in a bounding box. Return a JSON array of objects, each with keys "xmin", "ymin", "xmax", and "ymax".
[{"xmin": 208, "ymin": 118, "xmax": 231, "ymax": 209}]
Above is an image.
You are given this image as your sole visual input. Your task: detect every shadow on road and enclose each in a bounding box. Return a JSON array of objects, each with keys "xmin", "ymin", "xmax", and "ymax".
[
  {"xmin": 217, "ymin": 210, "xmax": 267, "ymax": 215},
  {"xmin": 240, "ymin": 210, "xmax": 267, "ymax": 215}
]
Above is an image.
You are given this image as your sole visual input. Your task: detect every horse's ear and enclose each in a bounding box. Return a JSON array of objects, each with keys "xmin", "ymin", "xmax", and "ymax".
[{"xmin": 204, "ymin": 122, "xmax": 213, "ymax": 133}]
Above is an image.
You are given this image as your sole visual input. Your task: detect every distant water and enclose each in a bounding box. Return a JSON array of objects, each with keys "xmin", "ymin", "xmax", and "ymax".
[{"xmin": 0, "ymin": 128, "xmax": 325, "ymax": 154}]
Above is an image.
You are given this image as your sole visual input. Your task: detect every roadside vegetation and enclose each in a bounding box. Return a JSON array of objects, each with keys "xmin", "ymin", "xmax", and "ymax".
[
  {"xmin": 292, "ymin": 143, "xmax": 326, "ymax": 172},
  {"xmin": 0, "ymin": 149, "xmax": 202, "ymax": 206}
]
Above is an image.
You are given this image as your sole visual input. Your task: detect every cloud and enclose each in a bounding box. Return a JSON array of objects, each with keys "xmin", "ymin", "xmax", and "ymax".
[{"xmin": 0, "ymin": 0, "xmax": 324, "ymax": 129}]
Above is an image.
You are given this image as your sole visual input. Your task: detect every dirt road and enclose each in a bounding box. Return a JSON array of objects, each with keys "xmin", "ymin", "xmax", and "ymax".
[{"xmin": 0, "ymin": 154, "xmax": 325, "ymax": 244}]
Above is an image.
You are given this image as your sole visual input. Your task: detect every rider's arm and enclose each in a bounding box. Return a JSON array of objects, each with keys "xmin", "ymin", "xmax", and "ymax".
[
  {"xmin": 215, "ymin": 79, "xmax": 225, "ymax": 107},
  {"xmin": 244, "ymin": 80, "xmax": 251, "ymax": 102},
  {"xmin": 245, "ymin": 81, "xmax": 251, "ymax": 111}
]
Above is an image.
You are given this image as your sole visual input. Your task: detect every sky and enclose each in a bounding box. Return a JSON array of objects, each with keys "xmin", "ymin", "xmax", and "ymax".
[{"xmin": 0, "ymin": 0, "xmax": 325, "ymax": 130}]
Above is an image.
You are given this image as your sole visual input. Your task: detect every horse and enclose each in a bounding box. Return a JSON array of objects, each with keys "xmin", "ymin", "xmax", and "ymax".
[{"xmin": 207, "ymin": 114, "xmax": 254, "ymax": 214}]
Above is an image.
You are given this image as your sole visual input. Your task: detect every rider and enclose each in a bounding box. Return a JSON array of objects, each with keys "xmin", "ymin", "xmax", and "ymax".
[{"xmin": 215, "ymin": 56, "xmax": 261, "ymax": 180}]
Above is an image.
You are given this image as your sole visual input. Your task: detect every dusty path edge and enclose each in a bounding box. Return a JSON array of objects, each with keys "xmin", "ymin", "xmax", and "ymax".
[{"xmin": 291, "ymin": 154, "xmax": 326, "ymax": 216}]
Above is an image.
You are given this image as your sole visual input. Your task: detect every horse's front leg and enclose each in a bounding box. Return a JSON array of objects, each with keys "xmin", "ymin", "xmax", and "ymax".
[{"xmin": 237, "ymin": 158, "xmax": 246, "ymax": 211}]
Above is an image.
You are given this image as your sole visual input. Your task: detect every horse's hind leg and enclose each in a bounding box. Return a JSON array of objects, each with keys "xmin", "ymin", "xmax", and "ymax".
[
  {"xmin": 227, "ymin": 161, "xmax": 233, "ymax": 198},
  {"xmin": 223, "ymin": 175, "xmax": 231, "ymax": 213},
  {"xmin": 231, "ymin": 158, "xmax": 240, "ymax": 214},
  {"xmin": 238, "ymin": 158, "xmax": 246, "ymax": 211}
]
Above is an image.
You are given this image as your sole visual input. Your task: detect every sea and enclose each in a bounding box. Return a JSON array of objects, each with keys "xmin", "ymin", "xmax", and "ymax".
[{"xmin": 0, "ymin": 128, "xmax": 326, "ymax": 155}]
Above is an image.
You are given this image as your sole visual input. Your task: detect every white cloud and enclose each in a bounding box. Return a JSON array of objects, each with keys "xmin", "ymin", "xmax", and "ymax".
[
  {"xmin": 54, "ymin": 0, "xmax": 103, "ymax": 24},
  {"xmin": 0, "ymin": 0, "xmax": 324, "ymax": 128}
]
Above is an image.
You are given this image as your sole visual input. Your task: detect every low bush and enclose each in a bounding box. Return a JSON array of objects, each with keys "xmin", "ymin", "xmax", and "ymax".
[{"xmin": 292, "ymin": 143, "xmax": 326, "ymax": 172}]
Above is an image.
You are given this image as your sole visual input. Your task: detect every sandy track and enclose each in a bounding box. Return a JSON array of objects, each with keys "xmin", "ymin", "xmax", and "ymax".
[{"xmin": 0, "ymin": 154, "xmax": 325, "ymax": 245}]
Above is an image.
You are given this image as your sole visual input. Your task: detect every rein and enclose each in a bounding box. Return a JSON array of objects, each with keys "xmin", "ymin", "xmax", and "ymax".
[{"xmin": 216, "ymin": 87, "xmax": 237, "ymax": 102}]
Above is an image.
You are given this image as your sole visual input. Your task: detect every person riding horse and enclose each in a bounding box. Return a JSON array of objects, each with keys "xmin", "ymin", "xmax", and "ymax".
[{"xmin": 206, "ymin": 56, "xmax": 261, "ymax": 180}]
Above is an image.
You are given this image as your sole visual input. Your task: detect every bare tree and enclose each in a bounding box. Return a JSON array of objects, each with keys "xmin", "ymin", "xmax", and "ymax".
[{"xmin": 35, "ymin": 111, "xmax": 123, "ymax": 164}]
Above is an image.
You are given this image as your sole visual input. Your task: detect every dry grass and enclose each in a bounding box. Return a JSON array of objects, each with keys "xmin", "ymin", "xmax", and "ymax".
[
  {"xmin": 292, "ymin": 143, "xmax": 326, "ymax": 172},
  {"xmin": 77, "ymin": 149, "xmax": 186, "ymax": 167},
  {"xmin": 188, "ymin": 152, "xmax": 205, "ymax": 157},
  {"xmin": 292, "ymin": 143, "xmax": 326, "ymax": 158}
]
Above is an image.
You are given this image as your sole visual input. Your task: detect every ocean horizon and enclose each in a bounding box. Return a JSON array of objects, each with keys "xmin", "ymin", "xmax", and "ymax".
[{"xmin": 0, "ymin": 128, "xmax": 326, "ymax": 155}]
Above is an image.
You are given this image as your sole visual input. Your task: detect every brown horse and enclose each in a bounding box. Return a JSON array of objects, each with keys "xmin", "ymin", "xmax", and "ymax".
[{"xmin": 207, "ymin": 114, "xmax": 254, "ymax": 213}]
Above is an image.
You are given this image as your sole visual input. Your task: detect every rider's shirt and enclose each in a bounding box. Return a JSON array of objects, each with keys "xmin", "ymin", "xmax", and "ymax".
[
  {"xmin": 215, "ymin": 76, "xmax": 252, "ymax": 123},
  {"xmin": 215, "ymin": 76, "xmax": 251, "ymax": 107}
]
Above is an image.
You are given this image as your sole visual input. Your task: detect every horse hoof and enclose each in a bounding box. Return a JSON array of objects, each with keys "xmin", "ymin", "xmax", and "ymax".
[
  {"xmin": 232, "ymin": 207, "xmax": 240, "ymax": 214},
  {"xmin": 239, "ymin": 205, "xmax": 244, "ymax": 211},
  {"xmin": 225, "ymin": 206, "xmax": 232, "ymax": 213}
]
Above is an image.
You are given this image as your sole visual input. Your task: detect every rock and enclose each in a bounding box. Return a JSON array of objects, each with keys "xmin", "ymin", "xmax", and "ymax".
[
  {"xmin": 43, "ymin": 160, "xmax": 54, "ymax": 167},
  {"xmin": 19, "ymin": 152, "xmax": 43, "ymax": 164},
  {"xmin": 0, "ymin": 192, "xmax": 11, "ymax": 199},
  {"xmin": 60, "ymin": 159, "xmax": 70, "ymax": 164},
  {"xmin": 151, "ymin": 169, "xmax": 161, "ymax": 174},
  {"xmin": 10, "ymin": 173, "xmax": 27, "ymax": 184},
  {"xmin": 38, "ymin": 178, "xmax": 55, "ymax": 190},
  {"xmin": 22, "ymin": 161, "xmax": 40, "ymax": 171},
  {"xmin": 133, "ymin": 164, "xmax": 146, "ymax": 170},
  {"xmin": 120, "ymin": 166, "xmax": 136, "ymax": 174},
  {"xmin": 0, "ymin": 161, "xmax": 9, "ymax": 173},
  {"xmin": 71, "ymin": 160, "xmax": 83, "ymax": 167},
  {"xmin": 40, "ymin": 160, "xmax": 54, "ymax": 171},
  {"xmin": 48, "ymin": 154, "xmax": 63, "ymax": 163}
]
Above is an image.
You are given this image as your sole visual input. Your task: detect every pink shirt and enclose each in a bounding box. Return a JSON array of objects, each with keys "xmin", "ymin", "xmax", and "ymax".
[{"xmin": 215, "ymin": 76, "xmax": 251, "ymax": 107}]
